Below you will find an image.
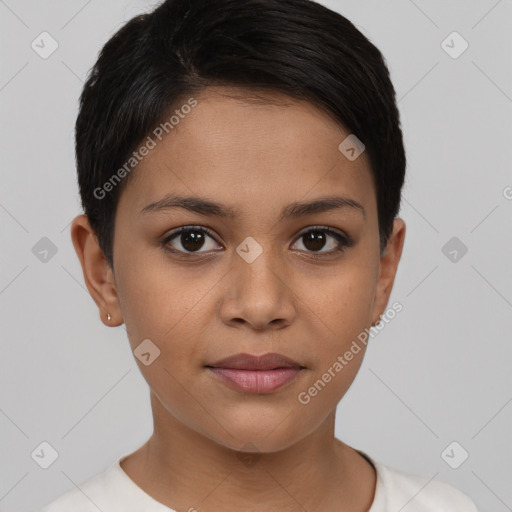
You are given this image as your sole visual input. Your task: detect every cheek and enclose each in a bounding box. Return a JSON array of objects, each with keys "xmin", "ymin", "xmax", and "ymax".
[
  {"xmin": 292, "ymin": 260, "xmax": 376, "ymax": 405},
  {"xmin": 115, "ymin": 251, "xmax": 199, "ymax": 342},
  {"xmin": 293, "ymin": 275, "xmax": 373, "ymax": 412},
  {"xmin": 298, "ymin": 261, "xmax": 377, "ymax": 341},
  {"xmin": 115, "ymin": 263, "xmax": 217, "ymax": 397}
]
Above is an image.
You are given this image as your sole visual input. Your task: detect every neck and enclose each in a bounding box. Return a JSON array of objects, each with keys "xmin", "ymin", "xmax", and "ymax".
[{"xmin": 120, "ymin": 391, "xmax": 376, "ymax": 512}]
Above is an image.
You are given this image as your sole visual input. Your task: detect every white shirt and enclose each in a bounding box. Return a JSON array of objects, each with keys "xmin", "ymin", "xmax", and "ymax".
[{"xmin": 37, "ymin": 450, "xmax": 479, "ymax": 511}]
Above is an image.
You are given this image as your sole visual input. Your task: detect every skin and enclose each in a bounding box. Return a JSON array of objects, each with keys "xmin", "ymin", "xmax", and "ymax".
[{"xmin": 71, "ymin": 86, "xmax": 406, "ymax": 512}]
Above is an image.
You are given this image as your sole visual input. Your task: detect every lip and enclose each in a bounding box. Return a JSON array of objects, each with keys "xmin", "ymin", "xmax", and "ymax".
[
  {"xmin": 205, "ymin": 352, "xmax": 305, "ymax": 394},
  {"xmin": 207, "ymin": 367, "xmax": 304, "ymax": 393},
  {"xmin": 207, "ymin": 352, "xmax": 304, "ymax": 370}
]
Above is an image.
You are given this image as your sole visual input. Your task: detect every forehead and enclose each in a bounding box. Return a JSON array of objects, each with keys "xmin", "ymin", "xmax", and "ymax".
[{"xmin": 118, "ymin": 86, "xmax": 375, "ymax": 219}]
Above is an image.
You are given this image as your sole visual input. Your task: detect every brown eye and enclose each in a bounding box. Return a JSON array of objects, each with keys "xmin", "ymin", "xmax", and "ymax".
[
  {"xmin": 302, "ymin": 230, "xmax": 328, "ymax": 251},
  {"xmin": 291, "ymin": 227, "xmax": 353, "ymax": 255},
  {"xmin": 163, "ymin": 227, "xmax": 221, "ymax": 254}
]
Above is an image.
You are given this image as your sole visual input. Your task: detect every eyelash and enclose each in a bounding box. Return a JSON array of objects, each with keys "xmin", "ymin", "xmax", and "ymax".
[{"xmin": 161, "ymin": 225, "xmax": 353, "ymax": 259}]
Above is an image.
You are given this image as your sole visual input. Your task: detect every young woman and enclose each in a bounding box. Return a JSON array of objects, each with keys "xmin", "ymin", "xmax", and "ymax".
[{"xmin": 40, "ymin": 0, "xmax": 479, "ymax": 510}]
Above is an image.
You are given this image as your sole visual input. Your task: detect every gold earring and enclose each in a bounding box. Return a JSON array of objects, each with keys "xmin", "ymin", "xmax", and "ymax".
[{"xmin": 107, "ymin": 313, "xmax": 111, "ymax": 321}]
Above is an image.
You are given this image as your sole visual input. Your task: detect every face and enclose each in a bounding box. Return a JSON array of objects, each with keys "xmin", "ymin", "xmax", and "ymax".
[{"xmin": 72, "ymin": 86, "xmax": 405, "ymax": 453}]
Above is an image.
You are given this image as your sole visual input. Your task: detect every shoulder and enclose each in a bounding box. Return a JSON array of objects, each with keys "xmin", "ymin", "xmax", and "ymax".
[
  {"xmin": 375, "ymin": 460, "xmax": 479, "ymax": 512},
  {"xmin": 38, "ymin": 489, "xmax": 97, "ymax": 512},
  {"xmin": 36, "ymin": 462, "xmax": 116, "ymax": 512}
]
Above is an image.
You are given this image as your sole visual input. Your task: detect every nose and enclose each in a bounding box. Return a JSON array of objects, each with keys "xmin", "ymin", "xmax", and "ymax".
[{"xmin": 220, "ymin": 242, "xmax": 297, "ymax": 332}]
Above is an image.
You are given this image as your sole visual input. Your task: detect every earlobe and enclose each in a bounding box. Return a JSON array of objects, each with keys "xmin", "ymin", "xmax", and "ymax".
[
  {"xmin": 70, "ymin": 214, "xmax": 123, "ymax": 327},
  {"xmin": 371, "ymin": 218, "xmax": 406, "ymax": 325}
]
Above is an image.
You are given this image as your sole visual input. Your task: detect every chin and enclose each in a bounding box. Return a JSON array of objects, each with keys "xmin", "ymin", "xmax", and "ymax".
[{"xmin": 203, "ymin": 414, "xmax": 309, "ymax": 454}]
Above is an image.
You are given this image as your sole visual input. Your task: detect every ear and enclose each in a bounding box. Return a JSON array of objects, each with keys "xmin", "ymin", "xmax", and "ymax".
[
  {"xmin": 371, "ymin": 218, "xmax": 406, "ymax": 325},
  {"xmin": 70, "ymin": 214, "xmax": 123, "ymax": 326}
]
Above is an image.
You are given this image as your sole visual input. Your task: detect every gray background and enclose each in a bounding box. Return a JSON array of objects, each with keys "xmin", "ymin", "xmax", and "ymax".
[{"xmin": 1, "ymin": 1, "xmax": 511, "ymax": 511}]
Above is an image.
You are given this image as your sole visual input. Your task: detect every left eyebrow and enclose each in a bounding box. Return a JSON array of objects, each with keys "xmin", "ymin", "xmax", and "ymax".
[
  {"xmin": 140, "ymin": 194, "xmax": 366, "ymax": 221},
  {"xmin": 280, "ymin": 195, "xmax": 366, "ymax": 221}
]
